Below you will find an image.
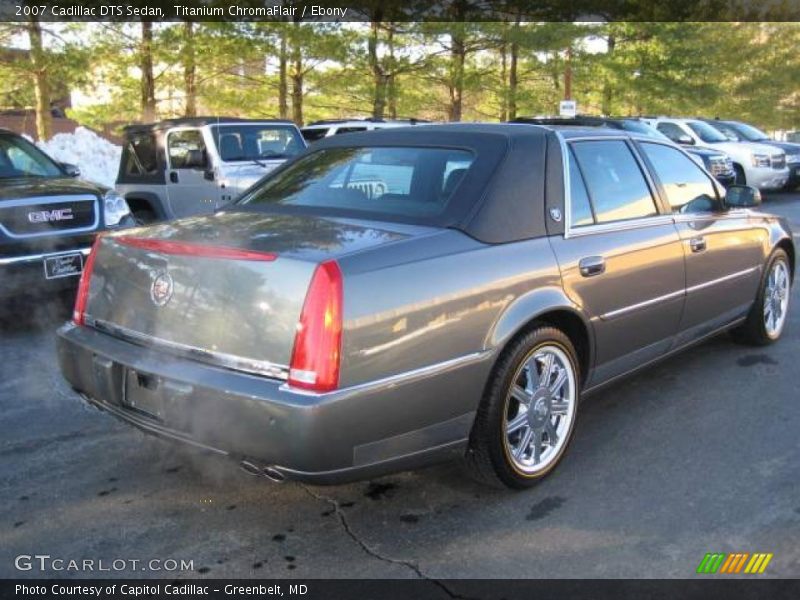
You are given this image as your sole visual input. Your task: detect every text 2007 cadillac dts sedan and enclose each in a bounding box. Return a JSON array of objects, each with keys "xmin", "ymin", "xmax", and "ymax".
[{"xmin": 57, "ymin": 124, "xmax": 794, "ymax": 488}]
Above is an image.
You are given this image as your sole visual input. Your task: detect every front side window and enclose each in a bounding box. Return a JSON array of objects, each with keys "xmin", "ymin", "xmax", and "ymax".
[
  {"xmin": 212, "ymin": 124, "xmax": 304, "ymax": 162},
  {"xmin": 0, "ymin": 134, "xmax": 62, "ymax": 179},
  {"xmin": 239, "ymin": 146, "xmax": 475, "ymax": 220},
  {"xmin": 640, "ymin": 142, "xmax": 719, "ymax": 214},
  {"xmin": 168, "ymin": 129, "xmax": 207, "ymax": 169},
  {"xmin": 334, "ymin": 127, "xmax": 367, "ymax": 135},
  {"xmin": 686, "ymin": 121, "xmax": 729, "ymax": 144},
  {"xmin": 570, "ymin": 140, "xmax": 657, "ymax": 224},
  {"xmin": 656, "ymin": 122, "xmax": 690, "ymax": 143}
]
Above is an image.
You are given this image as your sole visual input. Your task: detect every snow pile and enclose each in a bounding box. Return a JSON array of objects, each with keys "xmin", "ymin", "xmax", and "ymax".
[{"xmin": 35, "ymin": 127, "xmax": 122, "ymax": 188}]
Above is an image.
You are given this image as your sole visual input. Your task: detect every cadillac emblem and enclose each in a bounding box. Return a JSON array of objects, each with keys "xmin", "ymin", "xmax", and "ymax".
[{"xmin": 150, "ymin": 271, "xmax": 174, "ymax": 307}]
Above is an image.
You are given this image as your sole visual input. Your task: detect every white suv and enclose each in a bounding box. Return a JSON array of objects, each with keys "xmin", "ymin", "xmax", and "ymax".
[
  {"xmin": 301, "ymin": 118, "xmax": 427, "ymax": 143},
  {"xmin": 642, "ymin": 117, "xmax": 789, "ymax": 191}
]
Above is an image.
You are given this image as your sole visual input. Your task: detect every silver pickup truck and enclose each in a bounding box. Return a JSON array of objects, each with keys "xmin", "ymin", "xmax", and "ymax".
[{"xmin": 116, "ymin": 117, "xmax": 306, "ymax": 223}]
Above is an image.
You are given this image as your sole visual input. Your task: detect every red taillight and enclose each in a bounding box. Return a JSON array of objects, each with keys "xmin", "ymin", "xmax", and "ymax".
[
  {"xmin": 114, "ymin": 236, "xmax": 277, "ymax": 262},
  {"xmin": 288, "ymin": 261, "xmax": 343, "ymax": 392},
  {"xmin": 73, "ymin": 235, "xmax": 102, "ymax": 326}
]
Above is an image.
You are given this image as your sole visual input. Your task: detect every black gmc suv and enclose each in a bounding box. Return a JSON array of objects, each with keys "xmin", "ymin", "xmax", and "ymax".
[{"xmin": 1, "ymin": 129, "xmax": 133, "ymax": 303}]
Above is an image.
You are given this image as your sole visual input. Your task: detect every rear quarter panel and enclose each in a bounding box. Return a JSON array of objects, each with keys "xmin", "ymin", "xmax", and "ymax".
[{"xmin": 338, "ymin": 231, "xmax": 567, "ymax": 391}]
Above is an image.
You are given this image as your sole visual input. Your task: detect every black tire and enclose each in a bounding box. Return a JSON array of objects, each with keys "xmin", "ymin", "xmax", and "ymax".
[
  {"xmin": 733, "ymin": 164, "xmax": 746, "ymax": 185},
  {"xmin": 465, "ymin": 326, "xmax": 581, "ymax": 489},
  {"xmin": 133, "ymin": 208, "xmax": 157, "ymax": 225},
  {"xmin": 732, "ymin": 248, "xmax": 791, "ymax": 345}
]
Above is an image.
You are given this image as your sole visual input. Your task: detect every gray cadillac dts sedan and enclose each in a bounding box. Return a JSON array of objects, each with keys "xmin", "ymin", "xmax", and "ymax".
[{"xmin": 57, "ymin": 124, "xmax": 794, "ymax": 488}]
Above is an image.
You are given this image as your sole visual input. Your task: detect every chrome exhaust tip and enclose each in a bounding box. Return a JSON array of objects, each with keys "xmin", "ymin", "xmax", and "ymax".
[{"xmin": 239, "ymin": 459, "xmax": 286, "ymax": 483}]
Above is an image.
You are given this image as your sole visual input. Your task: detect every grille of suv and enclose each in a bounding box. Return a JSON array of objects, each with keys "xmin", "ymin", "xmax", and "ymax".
[
  {"xmin": 771, "ymin": 154, "xmax": 786, "ymax": 170},
  {"xmin": 709, "ymin": 156, "xmax": 734, "ymax": 177},
  {"xmin": 0, "ymin": 196, "xmax": 97, "ymax": 237}
]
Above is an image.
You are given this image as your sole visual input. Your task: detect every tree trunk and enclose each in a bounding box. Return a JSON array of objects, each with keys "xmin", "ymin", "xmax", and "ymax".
[
  {"xmin": 27, "ymin": 17, "xmax": 52, "ymax": 141},
  {"xmin": 140, "ymin": 21, "xmax": 156, "ymax": 122},
  {"xmin": 508, "ymin": 15, "xmax": 520, "ymax": 121},
  {"xmin": 278, "ymin": 29, "xmax": 288, "ymax": 119},
  {"xmin": 601, "ymin": 34, "xmax": 616, "ymax": 115},
  {"xmin": 499, "ymin": 40, "xmax": 507, "ymax": 122},
  {"xmin": 369, "ymin": 19, "xmax": 387, "ymax": 120},
  {"xmin": 448, "ymin": 30, "xmax": 465, "ymax": 122},
  {"xmin": 183, "ymin": 22, "xmax": 197, "ymax": 117},
  {"xmin": 564, "ymin": 45, "xmax": 573, "ymax": 101},
  {"xmin": 290, "ymin": 24, "xmax": 303, "ymax": 126},
  {"xmin": 386, "ymin": 26, "xmax": 397, "ymax": 119}
]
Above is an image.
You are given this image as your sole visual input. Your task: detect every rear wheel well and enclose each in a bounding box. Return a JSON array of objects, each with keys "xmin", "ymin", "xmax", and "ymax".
[
  {"xmin": 777, "ymin": 239, "xmax": 795, "ymax": 282},
  {"xmin": 504, "ymin": 310, "xmax": 591, "ymax": 387}
]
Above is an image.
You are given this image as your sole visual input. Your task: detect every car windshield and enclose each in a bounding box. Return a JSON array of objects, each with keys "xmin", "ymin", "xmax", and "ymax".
[
  {"xmin": 726, "ymin": 121, "xmax": 770, "ymax": 142},
  {"xmin": 621, "ymin": 120, "xmax": 669, "ymax": 140},
  {"xmin": 238, "ymin": 146, "xmax": 475, "ymax": 220},
  {"xmin": 0, "ymin": 134, "xmax": 64, "ymax": 179},
  {"xmin": 687, "ymin": 121, "xmax": 729, "ymax": 144},
  {"xmin": 211, "ymin": 124, "xmax": 305, "ymax": 162}
]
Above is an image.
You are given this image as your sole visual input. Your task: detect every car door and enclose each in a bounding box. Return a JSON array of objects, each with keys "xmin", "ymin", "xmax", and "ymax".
[
  {"xmin": 549, "ymin": 138, "xmax": 686, "ymax": 387},
  {"xmin": 165, "ymin": 128, "xmax": 217, "ymax": 217},
  {"xmin": 637, "ymin": 141, "xmax": 766, "ymax": 345}
]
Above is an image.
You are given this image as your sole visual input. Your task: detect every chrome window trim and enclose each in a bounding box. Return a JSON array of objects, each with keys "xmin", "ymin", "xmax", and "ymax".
[
  {"xmin": 0, "ymin": 195, "xmax": 99, "ymax": 239},
  {"xmin": 0, "ymin": 246, "xmax": 91, "ymax": 266},
  {"xmin": 281, "ymin": 350, "xmax": 493, "ymax": 398},
  {"xmin": 88, "ymin": 318, "xmax": 290, "ymax": 381}
]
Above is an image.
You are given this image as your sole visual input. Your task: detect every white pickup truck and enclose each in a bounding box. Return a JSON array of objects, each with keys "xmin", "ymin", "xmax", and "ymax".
[{"xmin": 643, "ymin": 117, "xmax": 789, "ymax": 191}]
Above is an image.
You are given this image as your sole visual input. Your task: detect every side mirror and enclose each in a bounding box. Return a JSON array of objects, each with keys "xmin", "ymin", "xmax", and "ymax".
[
  {"xmin": 725, "ymin": 184, "xmax": 761, "ymax": 208},
  {"xmin": 59, "ymin": 162, "xmax": 81, "ymax": 177},
  {"xmin": 184, "ymin": 149, "xmax": 207, "ymax": 170},
  {"xmin": 677, "ymin": 134, "xmax": 695, "ymax": 146}
]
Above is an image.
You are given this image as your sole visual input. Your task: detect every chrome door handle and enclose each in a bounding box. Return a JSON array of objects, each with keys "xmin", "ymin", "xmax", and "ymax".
[
  {"xmin": 689, "ymin": 237, "xmax": 706, "ymax": 253},
  {"xmin": 579, "ymin": 256, "xmax": 606, "ymax": 277}
]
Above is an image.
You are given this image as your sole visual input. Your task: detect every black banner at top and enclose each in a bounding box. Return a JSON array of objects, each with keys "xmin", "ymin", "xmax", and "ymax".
[{"xmin": 2, "ymin": 0, "xmax": 800, "ymax": 22}]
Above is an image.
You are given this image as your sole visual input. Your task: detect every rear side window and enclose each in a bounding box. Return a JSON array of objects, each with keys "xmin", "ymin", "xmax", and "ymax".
[
  {"xmin": 301, "ymin": 128, "xmax": 329, "ymax": 142},
  {"xmin": 567, "ymin": 149, "xmax": 594, "ymax": 227},
  {"xmin": 334, "ymin": 127, "xmax": 367, "ymax": 135},
  {"xmin": 239, "ymin": 146, "xmax": 475, "ymax": 219},
  {"xmin": 640, "ymin": 142, "xmax": 719, "ymax": 214},
  {"xmin": 570, "ymin": 140, "xmax": 657, "ymax": 224},
  {"xmin": 124, "ymin": 133, "xmax": 158, "ymax": 176}
]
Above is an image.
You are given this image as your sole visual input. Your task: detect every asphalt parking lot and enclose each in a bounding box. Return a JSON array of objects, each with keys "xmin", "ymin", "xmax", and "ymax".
[{"xmin": 2, "ymin": 192, "xmax": 799, "ymax": 584}]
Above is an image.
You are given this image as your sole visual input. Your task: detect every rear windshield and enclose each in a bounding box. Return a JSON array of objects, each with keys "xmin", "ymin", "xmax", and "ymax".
[{"xmin": 238, "ymin": 146, "xmax": 475, "ymax": 220}]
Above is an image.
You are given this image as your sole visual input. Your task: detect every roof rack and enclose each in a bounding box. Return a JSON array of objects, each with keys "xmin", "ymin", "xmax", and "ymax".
[{"xmin": 122, "ymin": 116, "xmax": 294, "ymax": 133}]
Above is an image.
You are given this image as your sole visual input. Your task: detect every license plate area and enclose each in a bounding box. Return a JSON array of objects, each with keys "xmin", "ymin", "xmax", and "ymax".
[
  {"xmin": 123, "ymin": 369, "xmax": 165, "ymax": 420},
  {"xmin": 43, "ymin": 252, "xmax": 83, "ymax": 279}
]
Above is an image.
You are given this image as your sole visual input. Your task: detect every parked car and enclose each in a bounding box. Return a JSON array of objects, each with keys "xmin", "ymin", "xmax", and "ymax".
[
  {"xmin": 0, "ymin": 128, "xmax": 133, "ymax": 300},
  {"xmin": 642, "ymin": 117, "xmax": 789, "ymax": 190},
  {"xmin": 117, "ymin": 117, "xmax": 306, "ymax": 223},
  {"xmin": 57, "ymin": 124, "xmax": 794, "ymax": 488},
  {"xmin": 787, "ymin": 131, "xmax": 800, "ymax": 144},
  {"xmin": 701, "ymin": 119, "xmax": 800, "ymax": 189},
  {"xmin": 300, "ymin": 118, "xmax": 428, "ymax": 143},
  {"xmin": 512, "ymin": 116, "xmax": 736, "ymax": 187}
]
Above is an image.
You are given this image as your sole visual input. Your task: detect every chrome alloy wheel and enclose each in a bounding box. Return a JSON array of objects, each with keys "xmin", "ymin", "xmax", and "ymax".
[
  {"xmin": 503, "ymin": 345, "xmax": 577, "ymax": 475},
  {"xmin": 764, "ymin": 259, "xmax": 790, "ymax": 338}
]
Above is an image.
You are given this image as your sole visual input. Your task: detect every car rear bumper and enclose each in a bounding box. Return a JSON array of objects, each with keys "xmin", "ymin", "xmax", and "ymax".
[{"xmin": 56, "ymin": 323, "xmax": 491, "ymax": 484}]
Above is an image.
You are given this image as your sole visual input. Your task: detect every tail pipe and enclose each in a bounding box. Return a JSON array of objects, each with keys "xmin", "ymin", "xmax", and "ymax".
[{"xmin": 239, "ymin": 459, "xmax": 286, "ymax": 483}]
